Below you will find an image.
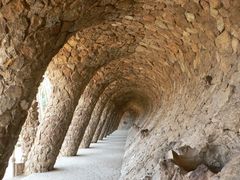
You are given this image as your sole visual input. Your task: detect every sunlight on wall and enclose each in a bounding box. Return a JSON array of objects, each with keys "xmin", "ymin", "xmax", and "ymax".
[{"xmin": 37, "ymin": 75, "xmax": 52, "ymax": 122}]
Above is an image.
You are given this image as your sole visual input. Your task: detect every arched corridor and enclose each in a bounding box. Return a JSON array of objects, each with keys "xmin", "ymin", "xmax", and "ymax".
[{"xmin": 0, "ymin": 0, "xmax": 240, "ymax": 179}]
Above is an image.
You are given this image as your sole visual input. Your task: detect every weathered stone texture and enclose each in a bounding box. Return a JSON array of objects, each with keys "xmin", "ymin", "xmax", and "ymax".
[
  {"xmin": 92, "ymin": 104, "xmax": 114, "ymax": 143},
  {"xmin": 0, "ymin": 0, "xmax": 136, "ymax": 177},
  {"xmin": 25, "ymin": 22, "xmax": 140, "ymax": 173},
  {"xmin": 121, "ymin": 62, "xmax": 240, "ymax": 179},
  {"xmin": 0, "ymin": 0, "xmax": 240, "ymax": 179},
  {"xmin": 19, "ymin": 100, "xmax": 39, "ymax": 164},
  {"xmin": 79, "ymin": 96, "xmax": 108, "ymax": 148},
  {"xmin": 63, "ymin": 56, "xmax": 159, "ymax": 154},
  {"xmin": 118, "ymin": 1, "xmax": 240, "ymax": 179}
]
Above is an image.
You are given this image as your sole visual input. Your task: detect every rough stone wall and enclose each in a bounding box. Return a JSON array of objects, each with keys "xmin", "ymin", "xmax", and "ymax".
[
  {"xmin": 19, "ymin": 99, "xmax": 39, "ymax": 163},
  {"xmin": 118, "ymin": 111, "xmax": 134, "ymax": 130},
  {"xmin": 121, "ymin": 62, "xmax": 240, "ymax": 179},
  {"xmin": 120, "ymin": 25, "xmax": 240, "ymax": 180},
  {"xmin": 118, "ymin": 1, "xmax": 240, "ymax": 179}
]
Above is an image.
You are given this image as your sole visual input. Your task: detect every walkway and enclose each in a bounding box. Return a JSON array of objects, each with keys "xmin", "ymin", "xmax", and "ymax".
[{"xmin": 10, "ymin": 130, "xmax": 128, "ymax": 180}]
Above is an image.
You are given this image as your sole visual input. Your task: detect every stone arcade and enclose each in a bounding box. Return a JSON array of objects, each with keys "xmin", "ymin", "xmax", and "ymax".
[{"xmin": 0, "ymin": 0, "xmax": 240, "ymax": 179}]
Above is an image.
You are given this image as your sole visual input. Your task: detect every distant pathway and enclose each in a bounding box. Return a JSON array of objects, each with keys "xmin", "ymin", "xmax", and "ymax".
[{"xmin": 12, "ymin": 130, "xmax": 128, "ymax": 180}]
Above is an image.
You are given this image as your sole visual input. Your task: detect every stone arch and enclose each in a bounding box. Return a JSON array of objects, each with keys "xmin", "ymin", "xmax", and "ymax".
[
  {"xmin": 0, "ymin": 0, "xmax": 240, "ymax": 179},
  {"xmin": 96, "ymin": 85, "xmax": 154, "ymax": 141},
  {"xmin": 60, "ymin": 55, "xmax": 163, "ymax": 155},
  {"xmin": 103, "ymin": 89, "xmax": 151, "ymax": 136}
]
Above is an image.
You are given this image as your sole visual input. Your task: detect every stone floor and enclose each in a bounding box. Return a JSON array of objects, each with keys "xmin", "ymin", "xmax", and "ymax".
[{"xmin": 7, "ymin": 130, "xmax": 128, "ymax": 180}]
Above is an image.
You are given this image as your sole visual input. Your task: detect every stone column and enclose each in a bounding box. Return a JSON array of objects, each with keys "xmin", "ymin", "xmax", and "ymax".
[
  {"xmin": 108, "ymin": 118, "xmax": 118, "ymax": 135},
  {"xmin": 61, "ymin": 58, "xmax": 145, "ymax": 153},
  {"xmin": 90, "ymin": 82, "xmax": 128, "ymax": 143},
  {"xmin": 92, "ymin": 104, "xmax": 113, "ymax": 143},
  {"xmin": 60, "ymin": 81, "xmax": 109, "ymax": 156},
  {"xmin": 25, "ymin": 57, "xmax": 96, "ymax": 173},
  {"xmin": 80, "ymin": 93, "xmax": 111, "ymax": 148},
  {"xmin": 103, "ymin": 120, "xmax": 113, "ymax": 137},
  {"xmin": 111, "ymin": 112, "xmax": 123, "ymax": 133},
  {"xmin": 105, "ymin": 110, "xmax": 122, "ymax": 136},
  {"xmin": 25, "ymin": 82, "xmax": 81, "ymax": 173},
  {"xmin": 24, "ymin": 36, "xmax": 98, "ymax": 173},
  {"xmin": 105, "ymin": 114, "xmax": 117, "ymax": 136},
  {"xmin": 100, "ymin": 110, "xmax": 116, "ymax": 140},
  {"xmin": 19, "ymin": 100, "xmax": 39, "ymax": 164}
]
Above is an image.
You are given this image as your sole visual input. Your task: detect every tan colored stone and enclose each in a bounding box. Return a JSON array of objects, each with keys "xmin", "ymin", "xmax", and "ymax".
[
  {"xmin": 143, "ymin": 15, "xmax": 156, "ymax": 22},
  {"xmin": 1, "ymin": 0, "xmax": 25, "ymax": 21},
  {"xmin": 209, "ymin": 0, "xmax": 221, "ymax": 9},
  {"xmin": 29, "ymin": 15, "xmax": 44, "ymax": 32},
  {"xmin": 0, "ymin": 112, "xmax": 11, "ymax": 127},
  {"xmin": 155, "ymin": 20, "xmax": 168, "ymax": 30},
  {"xmin": 0, "ymin": 1, "xmax": 239, "ymax": 179},
  {"xmin": 222, "ymin": 0, "xmax": 230, "ymax": 9},
  {"xmin": 185, "ymin": 12, "xmax": 195, "ymax": 22},
  {"xmin": 20, "ymin": 100, "xmax": 29, "ymax": 110},
  {"xmin": 232, "ymin": 37, "xmax": 239, "ymax": 54},
  {"xmin": 20, "ymin": 100, "xmax": 39, "ymax": 164},
  {"xmin": 210, "ymin": 8, "xmax": 219, "ymax": 18},
  {"xmin": 215, "ymin": 31, "xmax": 232, "ymax": 54},
  {"xmin": 5, "ymin": 85, "xmax": 22, "ymax": 99},
  {"xmin": 124, "ymin": 16, "xmax": 134, "ymax": 20},
  {"xmin": 230, "ymin": 72, "xmax": 240, "ymax": 85},
  {"xmin": 216, "ymin": 17, "xmax": 225, "ymax": 32},
  {"xmin": 64, "ymin": 43, "xmax": 72, "ymax": 52},
  {"xmin": 0, "ymin": 82, "xmax": 3, "ymax": 94},
  {"xmin": 68, "ymin": 39, "xmax": 78, "ymax": 47}
]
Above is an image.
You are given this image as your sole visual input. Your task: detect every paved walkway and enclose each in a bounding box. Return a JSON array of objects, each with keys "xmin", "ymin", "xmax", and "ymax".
[{"xmin": 9, "ymin": 130, "xmax": 128, "ymax": 180}]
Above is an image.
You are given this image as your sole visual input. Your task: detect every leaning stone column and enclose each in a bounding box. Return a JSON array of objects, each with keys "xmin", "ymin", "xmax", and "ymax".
[
  {"xmin": 104, "ymin": 109, "xmax": 122, "ymax": 136},
  {"xmin": 61, "ymin": 78, "xmax": 109, "ymax": 156},
  {"xmin": 99, "ymin": 110, "xmax": 117, "ymax": 140},
  {"xmin": 25, "ymin": 80, "xmax": 81, "ymax": 173},
  {"xmin": 24, "ymin": 35, "xmax": 95, "ymax": 173},
  {"xmin": 80, "ymin": 92, "xmax": 111, "ymax": 148},
  {"xmin": 19, "ymin": 100, "xmax": 39, "ymax": 164},
  {"xmin": 92, "ymin": 104, "xmax": 113, "ymax": 143},
  {"xmin": 110, "ymin": 112, "xmax": 123, "ymax": 134},
  {"xmin": 25, "ymin": 50, "xmax": 94, "ymax": 173},
  {"xmin": 93, "ymin": 83, "xmax": 148, "ymax": 142},
  {"xmin": 104, "ymin": 114, "xmax": 117, "ymax": 137},
  {"xmin": 90, "ymin": 78, "xmax": 127, "ymax": 144}
]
